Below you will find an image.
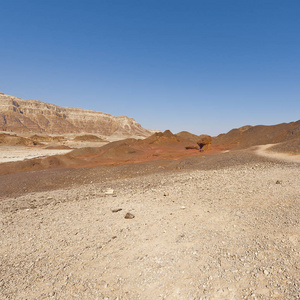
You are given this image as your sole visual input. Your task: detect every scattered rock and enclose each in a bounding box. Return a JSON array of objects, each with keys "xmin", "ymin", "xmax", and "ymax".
[
  {"xmin": 276, "ymin": 180, "xmax": 282, "ymax": 184},
  {"xmin": 111, "ymin": 208, "xmax": 122, "ymax": 213},
  {"xmin": 163, "ymin": 192, "xmax": 169, "ymax": 196},
  {"xmin": 105, "ymin": 188, "xmax": 114, "ymax": 195},
  {"xmin": 125, "ymin": 212, "xmax": 135, "ymax": 219}
]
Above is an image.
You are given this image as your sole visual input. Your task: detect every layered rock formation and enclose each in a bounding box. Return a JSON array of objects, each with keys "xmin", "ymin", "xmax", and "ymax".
[{"xmin": 0, "ymin": 93, "xmax": 151, "ymax": 137}]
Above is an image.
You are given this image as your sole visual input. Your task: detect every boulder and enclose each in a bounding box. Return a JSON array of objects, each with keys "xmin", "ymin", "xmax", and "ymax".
[{"xmin": 197, "ymin": 135, "xmax": 212, "ymax": 152}]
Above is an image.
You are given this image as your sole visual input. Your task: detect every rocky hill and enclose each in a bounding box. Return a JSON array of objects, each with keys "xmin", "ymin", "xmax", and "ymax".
[
  {"xmin": 0, "ymin": 93, "xmax": 151, "ymax": 137},
  {"xmin": 213, "ymin": 120, "xmax": 300, "ymax": 148}
]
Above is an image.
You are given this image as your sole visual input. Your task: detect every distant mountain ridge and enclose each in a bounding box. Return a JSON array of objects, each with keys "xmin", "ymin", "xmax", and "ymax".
[{"xmin": 0, "ymin": 93, "xmax": 151, "ymax": 137}]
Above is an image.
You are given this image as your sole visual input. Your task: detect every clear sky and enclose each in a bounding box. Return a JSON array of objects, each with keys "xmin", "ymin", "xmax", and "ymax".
[{"xmin": 1, "ymin": 0, "xmax": 299, "ymax": 135}]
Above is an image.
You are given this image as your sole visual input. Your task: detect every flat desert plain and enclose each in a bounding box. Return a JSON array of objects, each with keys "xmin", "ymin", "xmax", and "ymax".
[
  {"xmin": 0, "ymin": 148, "xmax": 299, "ymax": 299},
  {"xmin": 0, "ymin": 146, "xmax": 72, "ymax": 163}
]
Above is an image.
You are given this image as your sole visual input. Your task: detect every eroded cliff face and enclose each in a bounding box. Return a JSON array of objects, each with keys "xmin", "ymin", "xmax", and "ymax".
[{"xmin": 0, "ymin": 93, "xmax": 151, "ymax": 137}]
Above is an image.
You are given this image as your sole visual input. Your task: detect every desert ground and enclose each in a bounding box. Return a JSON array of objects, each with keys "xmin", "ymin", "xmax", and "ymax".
[
  {"xmin": 0, "ymin": 143, "xmax": 299, "ymax": 300},
  {"xmin": 0, "ymin": 146, "xmax": 72, "ymax": 163}
]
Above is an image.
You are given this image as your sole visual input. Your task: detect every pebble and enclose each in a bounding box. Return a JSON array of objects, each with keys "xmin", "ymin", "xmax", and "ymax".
[
  {"xmin": 105, "ymin": 188, "xmax": 114, "ymax": 195},
  {"xmin": 124, "ymin": 212, "xmax": 135, "ymax": 219},
  {"xmin": 264, "ymin": 270, "xmax": 269, "ymax": 275}
]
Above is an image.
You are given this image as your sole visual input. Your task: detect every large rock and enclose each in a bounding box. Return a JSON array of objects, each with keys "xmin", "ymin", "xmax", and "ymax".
[
  {"xmin": 197, "ymin": 135, "xmax": 212, "ymax": 152},
  {"xmin": 0, "ymin": 93, "xmax": 151, "ymax": 137}
]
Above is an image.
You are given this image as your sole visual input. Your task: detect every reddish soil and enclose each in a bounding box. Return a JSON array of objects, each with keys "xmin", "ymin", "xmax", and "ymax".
[
  {"xmin": 0, "ymin": 130, "xmax": 230, "ymax": 176},
  {"xmin": 3, "ymin": 120, "xmax": 298, "ymax": 177},
  {"xmin": 0, "ymin": 148, "xmax": 276, "ymax": 200}
]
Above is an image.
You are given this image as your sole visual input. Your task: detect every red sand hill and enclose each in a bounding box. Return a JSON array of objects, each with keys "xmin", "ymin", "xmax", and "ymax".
[{"xmin": 0, "ymin": 130, "xmax": 216, "ymax": 175}]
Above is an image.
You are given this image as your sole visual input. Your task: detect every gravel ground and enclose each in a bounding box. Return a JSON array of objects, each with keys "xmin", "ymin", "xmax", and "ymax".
[
  {"xmin": 0, "ymin": 152, "xmax": 299, "ymax": 299},
  {"xmin": 269, "ymin": 139, "xmax": 300, "ymax": 155}
]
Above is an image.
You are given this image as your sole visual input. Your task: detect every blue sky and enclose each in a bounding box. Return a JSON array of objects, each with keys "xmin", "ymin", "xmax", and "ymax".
[{"xmin": 1, "ymin": 0, "xmax": 299, "ymax": 135}]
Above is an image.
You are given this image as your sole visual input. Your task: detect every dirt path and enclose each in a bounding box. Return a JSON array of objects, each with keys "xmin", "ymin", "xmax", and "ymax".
[
  {"xmin": 255, "ymin": 144, "xmax": 300, "ymax": 163},
  {"xmin": 1, "ymin": 162, "xmax": 299, "ymax": 299}
]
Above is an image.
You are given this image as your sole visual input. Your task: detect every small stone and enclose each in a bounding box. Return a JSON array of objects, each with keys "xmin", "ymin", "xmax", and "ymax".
[
  {"xmin": 181, "ymin": 206, "xmax": 186, "ymax": 209},
  {"xmin": 105, "ymin": 188, "xmax": 114, "ymax": 195},
  {"xmin": 163, "ymin": 192, "xmax": 169, "ymax": 196},
  {"xmin": 111, "ymin": 208, "xmax": 122, "ymax": 213},
  {"xmin": 263, "ymin": 270, "xmax": 269, "ymax": 275},
  {"xmin": 276, "ymin": 180, "xmax": 282, "ymax": 184},
  {"xmin": 125, "ymin": 212, "xmax": 135, "ymax": 219}
]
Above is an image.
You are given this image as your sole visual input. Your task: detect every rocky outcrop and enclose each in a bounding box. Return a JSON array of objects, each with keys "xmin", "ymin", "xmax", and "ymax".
[
  {"xmin": 0, "ymin": 93, "xmax": 151, "ymax": 137},
  {"xmin": 0, "ymin": 133, "xmax": 41, "ymax": 146},
  {"xmin": 197, "ymin": 135, "xmax": 212, "ymax": 152}
]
